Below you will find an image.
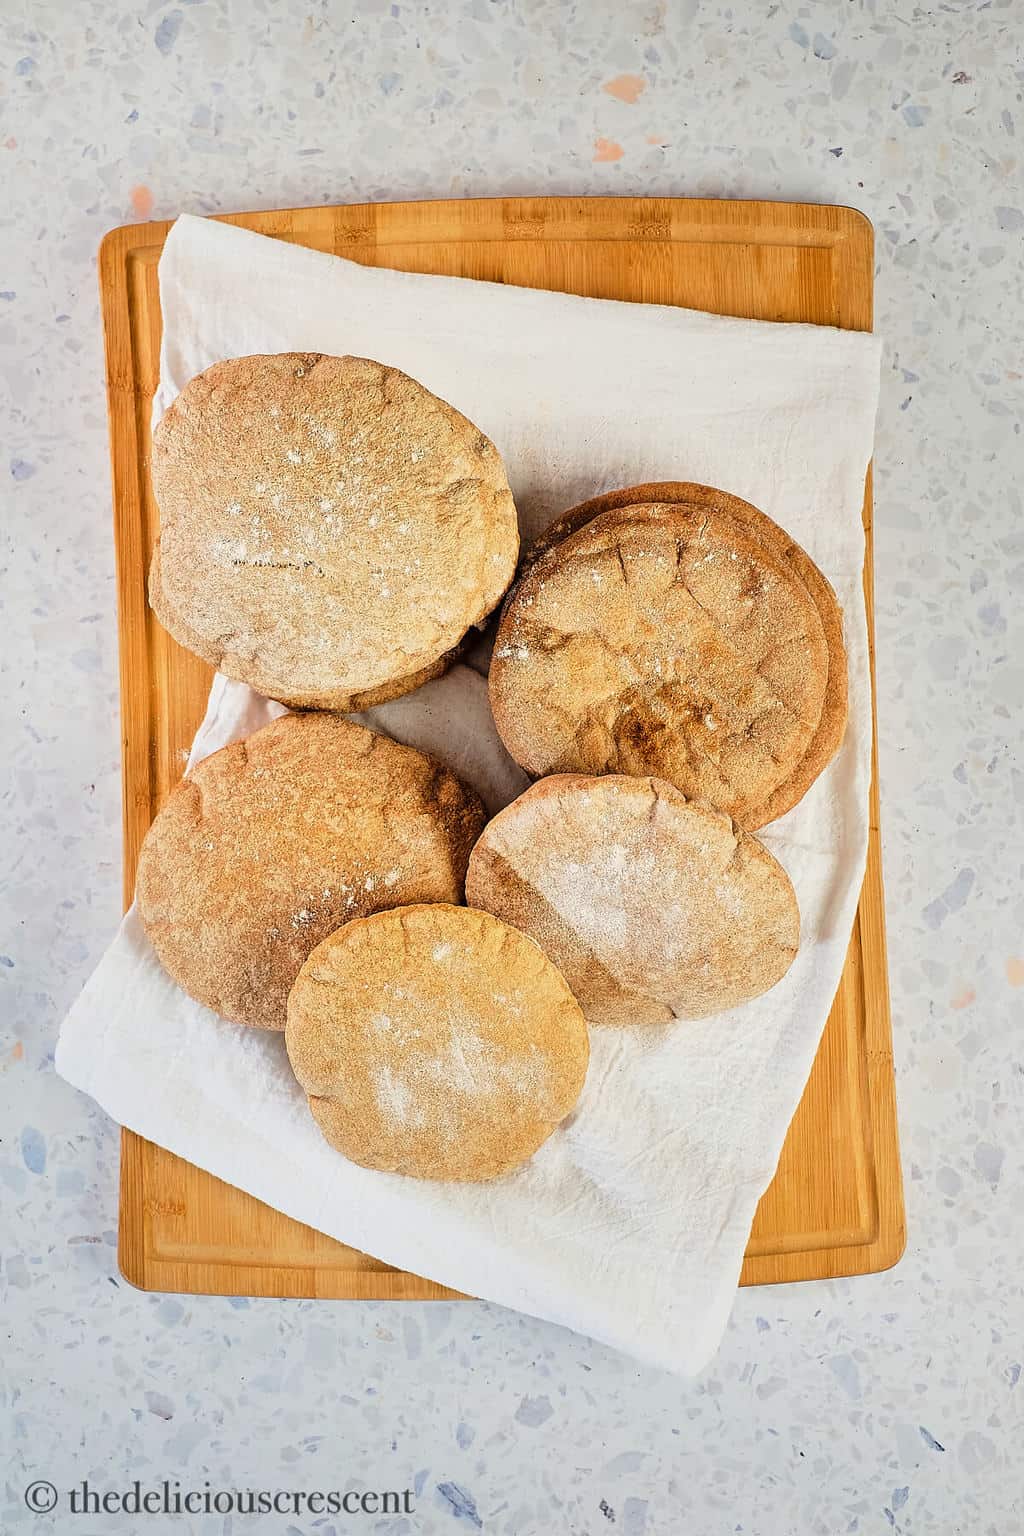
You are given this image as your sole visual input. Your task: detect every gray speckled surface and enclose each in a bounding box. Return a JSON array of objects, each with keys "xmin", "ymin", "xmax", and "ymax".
[{"xmin": 3, "ymin": 1, "xmax": 1022, "ymax": 1531}]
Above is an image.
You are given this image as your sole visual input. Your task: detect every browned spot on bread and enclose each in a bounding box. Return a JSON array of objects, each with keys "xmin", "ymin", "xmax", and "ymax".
[
  {"xmin": 490, "ymin": 496, "xmax": 830, "ymax": 825},
  {"xmin": 519, "ymin": 482, "xmax": 848, "ymax": 828}
]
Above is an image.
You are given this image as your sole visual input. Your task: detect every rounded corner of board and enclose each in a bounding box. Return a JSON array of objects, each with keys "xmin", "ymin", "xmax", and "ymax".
[
  {"xmin": 98, "ymin": 221, "xmax": 135, "ymax": 271},
  {"xmin": 834, "ymin": 203, "xmax": 875, "ymax": 251},
  {"xmin": 116, "ymin": 1233, "xmax": 151, "ymax": 1293}
]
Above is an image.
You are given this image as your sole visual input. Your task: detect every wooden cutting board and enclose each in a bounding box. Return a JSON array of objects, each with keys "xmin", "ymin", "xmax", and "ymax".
[{"xmin": 101, "ymin": 196, "xmax": 904, "ymax": 1298}]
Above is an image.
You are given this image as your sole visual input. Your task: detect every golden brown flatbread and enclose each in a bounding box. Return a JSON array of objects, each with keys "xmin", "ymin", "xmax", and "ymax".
[
  {"xmin": 523, "ymin": 482, "xmax": 848, "ymax": 827},
  {"xmin": 466, "ymin": 774, "xmax": 800, "ymax": 1024},
  {"xmin": 136, "ymin": 714, "xmax": 485, "ymax": 1029},
  {"xmin": 491, "ymin": 494, "xmax": 830, "ymax": 826},
  {"xmin": 286, "ymin": 903, "xmax": 589, "ymax": 1181},
  {"xmin": 150, "ymin": 353, "xmax": 519, "ymax": 708}
]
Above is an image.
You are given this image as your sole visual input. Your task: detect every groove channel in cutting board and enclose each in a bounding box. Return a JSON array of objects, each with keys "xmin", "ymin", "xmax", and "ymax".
[{"xmin": 100, "ymin": 196, "xmax": 904, "ymax": 1297}]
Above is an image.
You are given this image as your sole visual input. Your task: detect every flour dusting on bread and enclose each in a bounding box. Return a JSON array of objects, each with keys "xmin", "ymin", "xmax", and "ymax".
[
  {"xmin": 286, "ymin": 903, "xmax": 589, "ymax": 1181},
  {"xmin": 150, "ymin": 353, "xmax": 520, "ymax": 709},
  {"xmin": 466, "ymin": 774, "xmax": 799, "ymax": 1026},
  {"xmin": 136, "ymin": 714, "xmax": 485, "ymax": 1031}
]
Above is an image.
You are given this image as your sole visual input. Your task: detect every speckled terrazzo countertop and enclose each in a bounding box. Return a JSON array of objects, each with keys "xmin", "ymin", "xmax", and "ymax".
[{"xmin": 3, "ymin": 2, "xmax": 1022, "ymax": 1532}]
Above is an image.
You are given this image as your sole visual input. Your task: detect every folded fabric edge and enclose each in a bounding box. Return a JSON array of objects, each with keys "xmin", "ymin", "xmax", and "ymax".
[
  {"xmin": 164, "ymin": 213, "xmax": 886, "ymax": 358},
  {"xmin": 54, "ymin": 929, "xmax": 746, "ymax": 1379}
]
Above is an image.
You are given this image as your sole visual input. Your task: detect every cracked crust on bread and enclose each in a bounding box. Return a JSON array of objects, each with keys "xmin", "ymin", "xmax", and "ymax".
[{"xmin": 490, "ymin": 496, "xmax": 830, "ymax": 825}]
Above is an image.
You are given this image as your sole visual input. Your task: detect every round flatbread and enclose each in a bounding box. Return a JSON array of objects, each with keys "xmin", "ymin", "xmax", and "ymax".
[
  {"xmin": 490, "ymin": 497, "xmax": 829, "ymax": 826},
  {"xmin": 466, "ymin": 774, "xmax": 800, "ymax": 1024},
  {"xmin": 524, "ymin": 482, "xmax": 848, "ymax": 826},
  {"xmin": 286, "ymin": 903, "xmax": 590, "ymax": 1181},
  {"xmin": 136, "ymin": 714, "xmax": 485, "ymax": 1030},
  {"xmin": 150, "ymin": 353, "xmax": 519, "ymax": 708}
]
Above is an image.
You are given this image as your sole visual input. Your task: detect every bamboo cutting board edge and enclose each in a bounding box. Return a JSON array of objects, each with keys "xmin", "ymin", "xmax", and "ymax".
[{"xmin": 101, "ymin": 195, "xmax": 904, "ymax": 1298}]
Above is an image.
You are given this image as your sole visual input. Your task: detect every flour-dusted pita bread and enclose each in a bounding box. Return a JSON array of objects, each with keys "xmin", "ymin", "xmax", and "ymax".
[
  {"xmin": 150, "ymin": 353, "xmax": 519, "ymax": 708},
  {"xmin": 492, "ymin": 488, "xmax": 838, "ymax": 827},
  {"xmin": 521, "ymin": 482, "xmax": 848, "ymax": 826},
  {"xmin": 136, "ymin": 714, "xmax": 485, "ymax": 1030},
  {"xmin": 286, "ymin": 903, "xmax": 589, "ymax": 1181},
  {"xmin": 466, "ymin": 774, "xmax": 800, "ymax": 1024}
]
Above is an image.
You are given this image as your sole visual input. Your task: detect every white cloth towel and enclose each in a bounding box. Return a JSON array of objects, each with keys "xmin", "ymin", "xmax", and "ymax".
[{"xmin": 57, "ymin": 214, "xmax": 881, "ymax": 1375}]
